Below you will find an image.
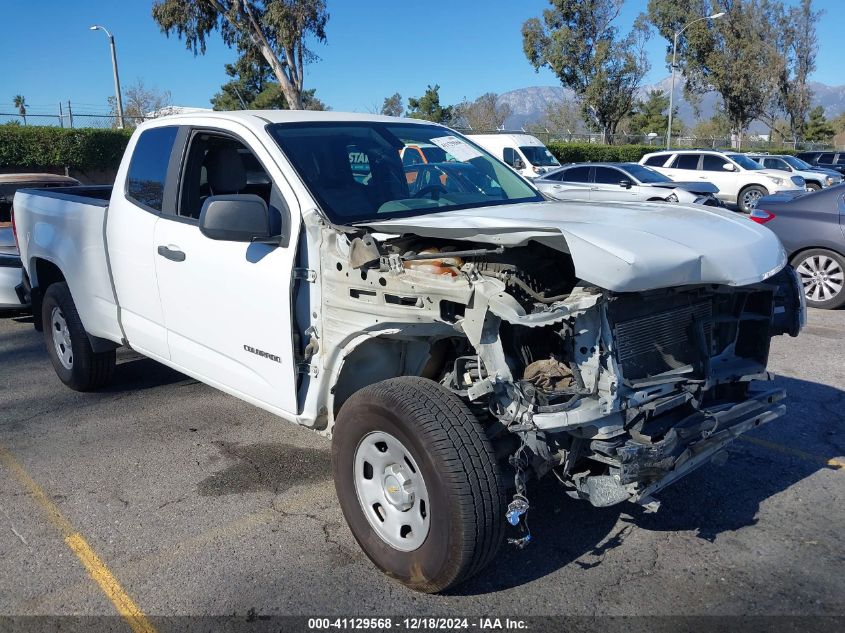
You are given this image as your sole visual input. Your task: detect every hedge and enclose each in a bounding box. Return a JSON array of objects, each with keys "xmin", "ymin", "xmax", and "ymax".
[
  {"xmin": 0, "ymin": 126, "xmax": 132, "ymax": 172},
  {"xmin": 546, "ymin": 141, "xmax": 800, "ymax": 164}
]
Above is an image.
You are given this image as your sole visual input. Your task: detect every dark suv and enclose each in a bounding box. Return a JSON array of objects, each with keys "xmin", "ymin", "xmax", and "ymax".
[{"xmin": 796, "ymin": 152, "xmax": 845, "ymax": 176}]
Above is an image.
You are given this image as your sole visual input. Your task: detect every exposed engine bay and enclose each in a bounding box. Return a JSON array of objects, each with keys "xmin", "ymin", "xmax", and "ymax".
[{"xmin": 305, "ymin": 220, "xmax": 805, "ymax": 541}]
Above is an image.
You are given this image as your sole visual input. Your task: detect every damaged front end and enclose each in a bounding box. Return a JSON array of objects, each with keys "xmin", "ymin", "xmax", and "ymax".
[{"xmin": 318, "ymin": 221, "xmax": 804, "ymax": 535}]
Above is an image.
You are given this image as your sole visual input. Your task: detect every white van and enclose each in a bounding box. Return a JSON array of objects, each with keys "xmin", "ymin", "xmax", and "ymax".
[{"xmin": 467, "ymin": 133, "xmax": 560, "ymax": 179}]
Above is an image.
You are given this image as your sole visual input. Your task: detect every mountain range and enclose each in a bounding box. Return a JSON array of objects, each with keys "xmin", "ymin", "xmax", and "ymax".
[{"xmin": 497, "ymin": 77, "xmax": 845, "ymax": 133}]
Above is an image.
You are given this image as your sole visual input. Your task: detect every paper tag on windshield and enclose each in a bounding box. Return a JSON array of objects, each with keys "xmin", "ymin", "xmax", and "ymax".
[{"xmin": 429, "ymin": 135, "xmax": 483, "ymax": 162}]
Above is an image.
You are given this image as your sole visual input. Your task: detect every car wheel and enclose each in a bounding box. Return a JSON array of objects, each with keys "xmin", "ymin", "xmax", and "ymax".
[
  {"xmin": 332, "ymin": 376, "xmax": 504, "ymax": 593},
  {"xmin": 41, "ymin": 282, "xmax": 116, "ymax": 390},
  {"xmin": 806, "ymin": 182, "xmax": 822, "ymax": 192},
  {"xmin": 791, "ymin": 249, "xmax": 845, "ymax": 309},
  {"xmin": 738, "ymin": 185, "xmax": 768, "ymax": 212}
]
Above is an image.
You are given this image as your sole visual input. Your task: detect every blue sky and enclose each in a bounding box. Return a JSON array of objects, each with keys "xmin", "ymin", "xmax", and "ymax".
[{"xmin": 2, "ymin": 0, "xmax": 843, "ymax": 117}]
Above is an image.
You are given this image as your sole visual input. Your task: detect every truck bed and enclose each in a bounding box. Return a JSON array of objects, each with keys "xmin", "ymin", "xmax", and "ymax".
[{"xmin": 13, "ymin": 186, "xmax": 122, "ymax": 343}]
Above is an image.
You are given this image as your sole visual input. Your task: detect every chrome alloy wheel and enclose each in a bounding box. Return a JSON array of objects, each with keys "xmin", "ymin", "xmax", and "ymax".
[
  {"xmin": 796, "ymin": 254, "xmax": 844, "ymax": 303},
  {"xmin": 353, "ymin": 431, "xmax": 430, "ymax": 551},
  {"xmin": 50, "ymin": 306, "xmax": 73, "ymax": 370},
  {"xmin": 742, "ymin": 188, "xmax": 764, "ymax": 209}
]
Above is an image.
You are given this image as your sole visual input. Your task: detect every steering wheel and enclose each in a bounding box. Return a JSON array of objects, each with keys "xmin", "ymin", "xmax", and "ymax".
[{"xmin": 413, "ymin": 184, "xmax": 448, "ymax": 200}]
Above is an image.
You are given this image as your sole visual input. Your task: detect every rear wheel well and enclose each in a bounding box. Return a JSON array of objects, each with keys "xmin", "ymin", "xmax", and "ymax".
[
  {"xmin": 789, "ymin": 245, "xmax": 845, "ymax": 264},
  {"xmin": 34, "ymin": 259, "xmax": 66, "ymax": 291}
]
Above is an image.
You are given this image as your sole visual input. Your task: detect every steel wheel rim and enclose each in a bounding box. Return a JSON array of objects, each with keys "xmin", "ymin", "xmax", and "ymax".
[
  {"xmin": 50, "ymin": 306, "xmax": 73, "ymax": 370},
  {"xmin": 353, "ymin": 430, "xmax": 430, "ymax": 551},
  {"xmin": 743, "ymin": 189, "xmax": 763, "ymax": 209},
  {"xmin": 796, "ymin": 255, "xmax": 844, "ymax": 303}
]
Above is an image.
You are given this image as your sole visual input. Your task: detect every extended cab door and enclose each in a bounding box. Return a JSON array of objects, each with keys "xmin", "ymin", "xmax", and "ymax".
[
  {"xmin": 105, "ymin": 125, "xmax": 184, "ymax": 359},
  {"xmin": 152, "ymin": 124, "xmax": 300, "ymax": 415}
]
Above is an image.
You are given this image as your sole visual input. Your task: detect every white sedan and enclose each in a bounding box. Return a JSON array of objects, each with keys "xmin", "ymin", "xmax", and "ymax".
[{"xmin": 535, "ymin": 162, "xmax": 721, "ymax": 206}]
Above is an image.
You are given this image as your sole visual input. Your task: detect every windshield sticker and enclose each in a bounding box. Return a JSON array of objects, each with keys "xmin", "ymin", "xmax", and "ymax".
[{"xmin": 429, "ymin": 136, "xmax": 483, "ymax": 162}]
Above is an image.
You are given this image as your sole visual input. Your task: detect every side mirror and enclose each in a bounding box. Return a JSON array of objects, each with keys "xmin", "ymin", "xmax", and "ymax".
[
  {"xmin": 721, "ymin": 163, "xmax": 736, "ymax": 172},
  {"xmin": 513, "ymin": 158, "xmax": 525, "ymax": 170},
  {"xmin": 619, "ymin": 179, "xmax": 632, "ymax": 189},
  {"xmin": 199, "ymin": 194, "xmax": 271, "ymax": 242}
]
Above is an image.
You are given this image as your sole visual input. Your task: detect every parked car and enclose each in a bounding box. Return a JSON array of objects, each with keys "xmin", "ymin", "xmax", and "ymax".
[
  {"xmin": 466, "ymin": 133, "xmax": 560, "ymax": 179},
  {"xmin": 535, "ymin": 162, "xmax": 720, "ymax": 205},
  {"xmin": 13, "ymin": 111, "xmax": 803, "ymax": 592},
  {"xmin": 751, "ymin": 183, "xmax": 845, "ymax": 309},
  {"xmin": 747, "ymin": 153, "xmax": 842, "ymax": 190},
  {"xmin": 0, "ymin": 173, "xmax": 80, "ymax": 311},
  {"xmin": 640, "ymin": 149, "xmax": 805, "ymax": 212},
  {"xmin": 795, "ymin": 151, "xmax": 845, "ymax": 176},
  {"xmin": 405, "ymin": 162, "xmax": 505, "ymax": 199}
]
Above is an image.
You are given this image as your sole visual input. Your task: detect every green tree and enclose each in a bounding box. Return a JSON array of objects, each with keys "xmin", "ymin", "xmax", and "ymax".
[
  {"xmin": 407, "ymin": 85, "xmax": 453, "ymax": 123},
  {"xmin": 380, "ymin": 93, "xmax": 403, "ymax": 117},
  {"xmin": 629, "ymin": 89, "xmax": 681, "ymax": 136},
  {"xmin": 776, "ymin": 0, "xmax": 821, "ymax": 142},
  {"xmin": 152, "ymin": 0, "xmax": 328, "ymax": 110},
  {"xmin": 647, "ymin": 0, "xmax": 785, "ymax": 150},
  {"xmin": 210, "ymin": 47, "xmax": 325, "ymax": 110},
  {"xmin": 804, "ymin": 106, "xmax": 834, "ymax": 143},
  {"xmin": 452, "ymin": 93, "xmax": 511, "ymax": 131},
  {"xmin": 691, "ymin": 107, "xmax": 731, "ymax": 147},
  {"xmin": 522, "ymin": 0, "xmax": 650, "ymax": 144},
  {"xmin": 12, "ymin": 95, "xmax": 26, "ymax": 125}
]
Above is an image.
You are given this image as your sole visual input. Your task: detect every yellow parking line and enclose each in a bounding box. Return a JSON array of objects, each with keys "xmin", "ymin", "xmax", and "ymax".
[
  {"xmin": 739, "ymin": 435, "xmax": 845, "ymax": 470},
  {"xmin": 0, "ymin": 443, "xmax": 157, "ymax": 633}
]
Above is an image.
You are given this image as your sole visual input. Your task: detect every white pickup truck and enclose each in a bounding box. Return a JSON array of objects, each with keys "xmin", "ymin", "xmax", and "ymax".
[{"xmin": 13, "ymin": 111, "xmax": 805, "ymax": 593}]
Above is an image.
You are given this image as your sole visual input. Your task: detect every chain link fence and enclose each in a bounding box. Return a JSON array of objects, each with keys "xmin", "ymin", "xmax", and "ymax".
[{"xmin": 0, "ymin": 111, "xmax": 146, "ymax": 129}]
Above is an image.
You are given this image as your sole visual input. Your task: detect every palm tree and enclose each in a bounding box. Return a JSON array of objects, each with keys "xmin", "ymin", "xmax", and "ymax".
[{"xmin": 13, "ymin": 95, "xmax": 26, "ymax": 125}]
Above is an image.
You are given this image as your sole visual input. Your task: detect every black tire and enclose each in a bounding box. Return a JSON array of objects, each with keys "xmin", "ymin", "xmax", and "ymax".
[
  {"xmin": 332, "ymin": 376, "xmax": 504, "ymax": 593},
  {"xmin": 790, "ymin": 249, "xmax": 845, "ymax": 310},
  {"xmin": 41, "ymin": 282, "xmax": 115, "ymax": 391},
  {"xmin": 738, "ymin": 184, "xmax": 769, "ymax": 213},
  {"xmin": 806, "ymin": 182, "xmax": 822, "ymax": 192}
]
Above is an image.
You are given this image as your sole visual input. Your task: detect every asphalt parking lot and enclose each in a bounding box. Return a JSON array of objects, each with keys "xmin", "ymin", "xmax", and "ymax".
[{"xmin": 0, "ymin": 307, "xmax": 843, "ymax": 629}]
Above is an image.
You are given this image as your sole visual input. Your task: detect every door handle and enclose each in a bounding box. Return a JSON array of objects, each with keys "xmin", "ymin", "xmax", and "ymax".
[{"xmin": 157, "ymin": 245, "xmax": 186, "ymax": 262}]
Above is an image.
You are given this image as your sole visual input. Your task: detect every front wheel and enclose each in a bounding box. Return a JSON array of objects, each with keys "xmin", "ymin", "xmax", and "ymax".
[
  {"xmin": 738, "ymin": 185, "xmax": 768, "ymax": 212},
  {"xmin": 791, "ymin": 249, "xmax": 845, "ymax": 309},
  {"xmin": 42, "ymin": 282, "xmax": 115, "ymax": 391},
  {"xmin": 332, "ymin": 377, "xmax": 504, "ymax": 593},
  {"xmin": 806, "ymin": 182, "xmax": 822, "ymax": 192}
]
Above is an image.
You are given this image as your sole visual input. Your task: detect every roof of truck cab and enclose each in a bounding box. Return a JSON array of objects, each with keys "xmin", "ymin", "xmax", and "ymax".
[{"xmin": 141, "ymin": 110, "xmax": 442, "ymax": 127}]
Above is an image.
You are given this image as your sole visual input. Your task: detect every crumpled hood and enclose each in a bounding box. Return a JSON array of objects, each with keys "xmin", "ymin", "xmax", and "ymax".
[{"xmin": 359, "ymin": 200, "xmax": 787, "ymax": 292}]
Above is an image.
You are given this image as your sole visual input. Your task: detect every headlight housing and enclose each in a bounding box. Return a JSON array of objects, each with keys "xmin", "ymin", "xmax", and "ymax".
[{"xmin": 767, "ymin": 176, "xmax": 784, "ymax": 186}]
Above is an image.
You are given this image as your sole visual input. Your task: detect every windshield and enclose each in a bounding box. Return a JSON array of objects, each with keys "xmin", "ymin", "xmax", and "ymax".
[
  {"xmin": 519, "ymin": 145, "xmax": 560, "ymax": 166},
  {"xmin": 621, "ymin": 163, "xmax": 672, "ymax": 184},
  {"xmin": 781, "ymin": 155, "xmax": 814, "ymax": 170},
  {"xmin": 269, "ymin": 122, "xmax": 542, "ymax": 223},
  {"xmin": 726, "ymin": 153, "xmax": 763, "ymax": 170}
]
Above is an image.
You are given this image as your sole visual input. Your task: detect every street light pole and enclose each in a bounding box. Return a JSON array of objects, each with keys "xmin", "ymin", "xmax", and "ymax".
[
  {"xmin": 90, "ymin": 25, "xmax": 124, "ymax": 129},
  {"xmin": 665, "ymin": 12, "xmax": 725, "ymax": 149}
]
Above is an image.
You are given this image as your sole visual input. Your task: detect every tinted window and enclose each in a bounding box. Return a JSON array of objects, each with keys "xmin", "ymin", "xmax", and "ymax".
[
  {"xmin": 762, "ymin": 158, "xmax": 787, "ymax": 170},
  {"xmin": 701, "ymin": 154, "xmax": 729, "ymax": 171},
  {"xmin": 126, "ymin": 126, "xmax": 178, "ymax": 211},
  {"xmin": 503, "ymin": 147, "xmax": 518, "ymax": 167},
  {"xmin": 836, "ymin": 155, "xmax": 845, "ymax": 165},
  {"xmin": 819, "ymin": 153, "xmax": 835, "ymax": 162},
  {"xmin": 671, "ymin": 154, "xmax": 700, "ymax": 170},
  {"xmin": 643, "ymin": 155, "xmax": 669, "ymax": 167},
  {"xmin": 593, "ymin": 167, "xmax": 624, "ymax": 185},
  {"xmin": 519, "ymin": 146, "xmax": 559, "ymax": 167},
  {"xmin": 560, "ymin": 166, "xmax": 590, "ymax": 183}
]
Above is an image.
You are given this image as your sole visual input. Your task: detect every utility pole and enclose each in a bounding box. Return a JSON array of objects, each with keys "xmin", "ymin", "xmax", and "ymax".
[
  {"xmin": 67, "ymin": 101, "xmax": 74, "ymax": 128},
  {"xmin": 58, "ymin": 102, "xmax": 64, "ymax": 128},
  {"xmin": 90, "ymin": 25, "xmax": 124, "ymax": 129}
]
